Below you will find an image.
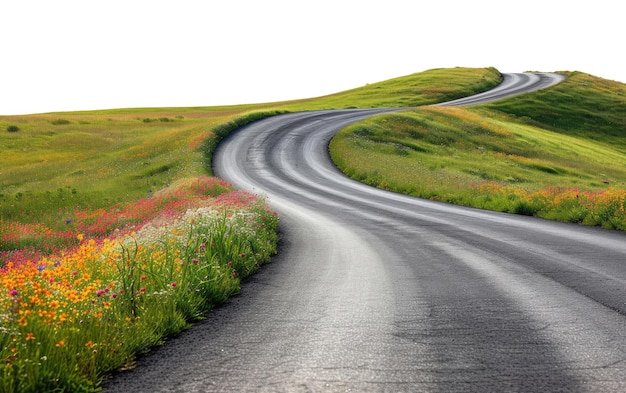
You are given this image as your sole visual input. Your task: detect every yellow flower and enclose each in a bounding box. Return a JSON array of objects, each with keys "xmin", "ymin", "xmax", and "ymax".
[{"xmin": 77, "ymin": 234, "xmax": 84, "ymax": 241}]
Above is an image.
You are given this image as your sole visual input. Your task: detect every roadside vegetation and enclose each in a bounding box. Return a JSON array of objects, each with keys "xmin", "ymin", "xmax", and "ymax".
[
  {"xmin": 2, "ymin": 66, "xmax": 624, "ymax": 391},
  {"xmin": 330, "ymin": 71, "xmax": 626, "ymax": 229},
  {"xmin": 1, "ymin": 177, "xmax": 278, "ymax": 392}
]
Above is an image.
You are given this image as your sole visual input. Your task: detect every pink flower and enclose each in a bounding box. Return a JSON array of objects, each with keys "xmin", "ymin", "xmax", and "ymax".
[
  {"xmin": 171, "ymin": 282, "xmax": 177, "ymax": 287},
  {"xmin": 9, "ymin": 289, "xmax": 18, "ymax": 296},
  {"xmin": 141, "ymin": 275, "xmax": 146, "ymax": 281}
]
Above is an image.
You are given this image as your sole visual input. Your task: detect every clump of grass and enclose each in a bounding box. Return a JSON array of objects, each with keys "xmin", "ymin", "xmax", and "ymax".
[
  {"xmin": 50, "ymin": 119, "xmax": 71, "ymax": 125},
  {"xmin": 141, "ymin": 117, "xmax": 176, "ymax": 123},
  {"xmin": 6, "ymin": 125, "xmax": 20, "ymax": 132}
]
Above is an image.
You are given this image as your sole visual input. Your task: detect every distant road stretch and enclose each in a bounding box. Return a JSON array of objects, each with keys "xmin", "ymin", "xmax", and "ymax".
[
  {"xmin": 104, "ymin": 73, "xmax": 626, "ymax": 392},
  {"xmin": 437, "ymin": 72, "xmax": 566, "ymax": 106}
]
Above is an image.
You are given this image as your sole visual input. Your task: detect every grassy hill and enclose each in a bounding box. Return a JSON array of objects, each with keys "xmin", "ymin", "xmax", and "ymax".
[{"xmin": 330, "ymin": 71, "xmax": 626, "ymax": 229}]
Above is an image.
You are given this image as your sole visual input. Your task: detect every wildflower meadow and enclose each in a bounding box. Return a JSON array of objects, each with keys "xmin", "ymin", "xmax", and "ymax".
[{"xmin": 0, "ymin": 176, "xmax": 279, "ymax": 392}]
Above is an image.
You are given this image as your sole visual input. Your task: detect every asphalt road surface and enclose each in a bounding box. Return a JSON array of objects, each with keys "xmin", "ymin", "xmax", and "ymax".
[{"xmin": 103, "ymin": 73, "xmax": 626, "ymax": 392}]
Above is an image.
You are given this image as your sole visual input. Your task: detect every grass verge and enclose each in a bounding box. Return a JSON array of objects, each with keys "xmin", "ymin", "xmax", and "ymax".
[{"xmin": 1, "ymin": 177, "xmax": 278, "ymax": 392}]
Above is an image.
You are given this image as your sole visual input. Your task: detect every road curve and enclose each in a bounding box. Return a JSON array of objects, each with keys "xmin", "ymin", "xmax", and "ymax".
[
  {"xmin": 103, "ymin": 73, "xmax": 626, "ymax": 392},
  {"xmin": 436, "ymin": 72, "xmax": 566, "ymax": 106}
]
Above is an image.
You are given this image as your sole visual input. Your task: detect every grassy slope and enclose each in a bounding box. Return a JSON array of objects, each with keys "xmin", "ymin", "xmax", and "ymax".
[
  {"xmin": 0, "ymin": 67, "xmax": 499, "ymax": 229},
  {"xmin": 285, "ymin": 67, "xmax": 502, "ymax": 109},
  {"xmin": 483, "ymin": 71, "xmax": 626, "ymax": 141},
  {"xmin": 0, "ymin": 108, "xmax": 250, "ymax": 225},
  {"xmin": 330, "ymin": 71, "xmax": 626, "ymax": 226}
]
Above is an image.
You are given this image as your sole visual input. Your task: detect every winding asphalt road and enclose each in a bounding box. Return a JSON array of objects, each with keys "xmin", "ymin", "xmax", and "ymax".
[{"xmin": 103, "ymin": 73, "xmax": 626, "ymax": 392}]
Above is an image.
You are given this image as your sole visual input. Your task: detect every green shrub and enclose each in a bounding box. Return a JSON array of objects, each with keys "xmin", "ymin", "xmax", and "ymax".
[{"xmin": 6, "ymin": 125, "xmax": 20, "ymax": 132}]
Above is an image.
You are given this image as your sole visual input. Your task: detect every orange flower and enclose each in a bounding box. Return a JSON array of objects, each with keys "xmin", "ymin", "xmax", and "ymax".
[
  {"xmin": 56, "ymin": 340, "xmax": 65, "ymax": 347},
  {"xmin": 25, "ymin": 332, "xmax": 35, "ymax": 341}
]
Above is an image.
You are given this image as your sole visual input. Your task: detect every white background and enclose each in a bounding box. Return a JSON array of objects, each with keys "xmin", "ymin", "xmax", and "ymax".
[{"xmin": 1, "ymin": 0, "xmax": 623, "ymax": 115}]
